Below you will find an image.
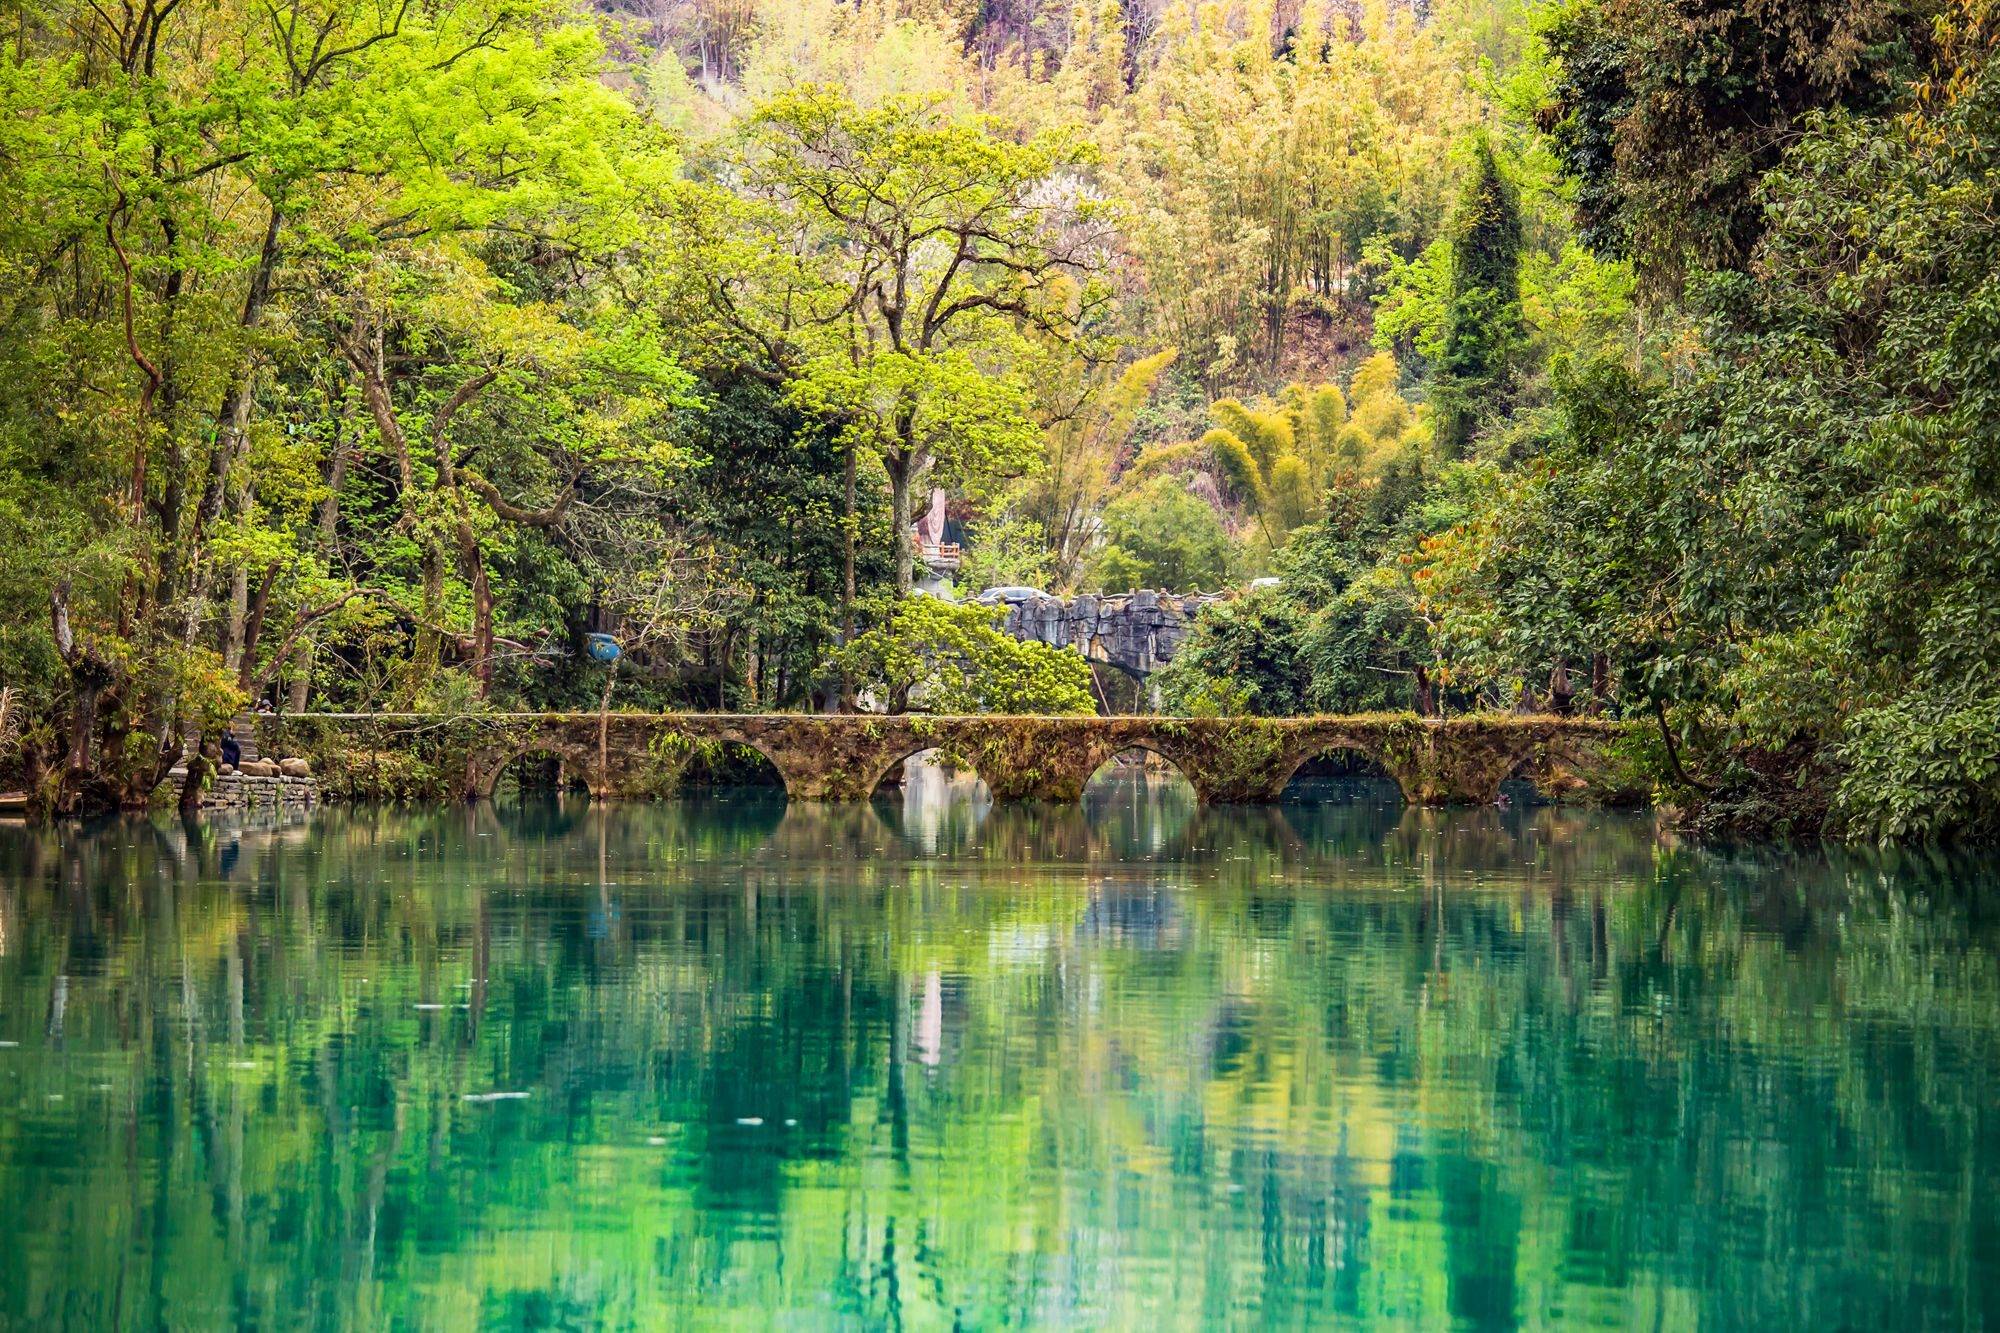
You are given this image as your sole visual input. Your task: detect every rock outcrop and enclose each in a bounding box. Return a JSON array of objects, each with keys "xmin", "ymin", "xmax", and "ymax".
[{"xmin": 983, "ymin": 590, "xmax": 1224, "ymax": 676}]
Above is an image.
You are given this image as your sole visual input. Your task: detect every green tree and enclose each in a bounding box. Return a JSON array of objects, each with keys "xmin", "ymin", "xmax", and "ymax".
[
  {"xmin": 1282, "ymin": 471, "xmax": 1441, "ymax": 717},
  {"xmin": 652, "ymin": 374, "xmax": 896, "ymax": 711},
  {"xmin": 823, "ymin": 595, "xmax": 1096, "ymax": 715},
  {"xmin": 1091, "ymin": 477, "xmax": 1233, "ymax": 593},
  {"xmin": 1433, "ymin": 0, "xmax": 2000, "ymax": 838},
  {"xmin": 1156, "ymin": 591, "xmax": 1310, "ymax": 717},
  {"xmin": 1540, "ymin": 0, "xmax": 1935, "ymax": 287},
  {"xmin": 722, "ymin": 87, "xmax": 1112, "ymax": 594},
  {"xmin": 330, "ymin": 246, "xmax": 688, "ymax": 705},
  {"xmin": 0, "ymin": 0, "xmax": 675, "ymax": 812}
]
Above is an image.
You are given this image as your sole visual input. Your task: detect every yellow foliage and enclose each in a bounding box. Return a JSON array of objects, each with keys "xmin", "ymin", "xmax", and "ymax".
[
  {"xmin": 1021, "ymin": 347, "xmax": 1180, "ymax": 587},
  {"xmin": 1333, "ymin": 422, "xmax": 1375, "ymax": 471},
  {"xmin": 1102, "ymin": 0, "xmax": 1482, "ymax": 379},
  {"xmin": 1353, "ymin": 391, "xmax": 1414, "ymax": 446},
  {"xmin": 737, "ymin": 0, "xmax": 977, "ymax": 110},
  {"xmin": 1267, "ymin": 455, "xmax": 1316, "ymax": 535},
  {"xmin": 1124, "ymin": 440, "xmax": 1201, "ymax": 481},
  {"xmin": 1349, "ymin": 351, "xmax": 1401, "ymax": 407},
  {"xmin": 1197, "ymin": 428, "xmax": 1265, "ymax": 504},
  {"xmin": 1210, "ymin": 399, "xmax": 1295, "ymax": 475},
  {"xmin": 1282, "ymin": 381, "xmax": 1351, "ymax": 473}
]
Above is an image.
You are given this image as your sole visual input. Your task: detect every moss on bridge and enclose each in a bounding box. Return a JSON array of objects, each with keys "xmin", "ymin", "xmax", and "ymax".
[{"xmin": 258, "ymin": 712, "xmax": 1646, "ymax": 808}]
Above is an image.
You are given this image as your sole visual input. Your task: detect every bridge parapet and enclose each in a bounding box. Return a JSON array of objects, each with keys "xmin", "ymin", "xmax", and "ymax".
[{"xmin": 255, "ymin": 713, "xmax": 1642, "ymax": 809}]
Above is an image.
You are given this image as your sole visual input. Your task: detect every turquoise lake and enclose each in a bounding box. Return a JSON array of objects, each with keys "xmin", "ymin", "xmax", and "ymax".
[{"xmin": 0, "ymin": 773, "xmax": 1995, "ymax": 1329}]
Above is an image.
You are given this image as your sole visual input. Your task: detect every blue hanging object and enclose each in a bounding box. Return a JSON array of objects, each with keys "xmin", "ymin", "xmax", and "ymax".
[{"xmin": 585, "ymin": 633, "xmax": 622, "ymax": 665}]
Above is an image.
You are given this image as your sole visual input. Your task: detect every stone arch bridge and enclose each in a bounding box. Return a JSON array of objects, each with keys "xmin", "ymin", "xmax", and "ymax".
[{"xmin": 258, "ymin": 713, "xmax": 1638, "ymax": 808}]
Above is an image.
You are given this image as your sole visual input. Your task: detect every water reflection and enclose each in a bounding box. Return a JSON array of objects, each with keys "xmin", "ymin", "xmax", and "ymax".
[{"xmin": 0, "ymin": 779, "xmax": 1996, "ymax": 1329}]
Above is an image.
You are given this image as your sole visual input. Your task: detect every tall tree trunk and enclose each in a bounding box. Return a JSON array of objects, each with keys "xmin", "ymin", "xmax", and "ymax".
[
  {"xmin": 316, "ymin": 417, "xmax": 349, "ymax": 548},
  {"xmin": 453, "ymin": 510, "xmax": 495, "ymax": 701},
  {"xmin": 65, "ymin": 681, "xmax": 99, "ymax": 776},
  {"xmin": 403, "ymin": 545, "xmax": 447, "ymax": 709},
  {"xmin": 180, "ymin": 206, "xmax": 282, "ymax": 616},
  {"xmin": 888, "ymin": 451, "xmax": 914, "ymax": 594},
  {"xmin": 716, "ymin": 626, "xmax": 736, "ymax": 711},
  {"xmin": 597, "ymin": 659, "xmax": 619, "ymax": 797},
  {"xmin": 422, "ymin": 374, "xmax": 501, "ymax": 700},
  {"xmin": 236, "ymin": 564, "xmax": 279, "ymax": 693},
  {"xmin": 286, "ymin": 648, "xmax": 313, "ymax": 713},
  {"xmin": 839, "ymin": 441, "xmax": 857, "ymax": 713},
  {"xmin": 49, "ymin": 585, "xmax": 115, "ymax": 817},
  {"xmin": 221, "ymin": 553, "xmax": 250, "ymax": 675},
  {"xmin": 287, "ymin": 413, "xmax": 351, "ymax": 713},
  {"xmin": 178, "ymin": 749, "xmax": 210, "ymax": 815},
  {"xmin": 351, "ymin": 340, "xmax": 449, "ymax": 709},
  {"xmin": 1548, "ymin": 661, "xmax": 1575, "ymax": 717}
]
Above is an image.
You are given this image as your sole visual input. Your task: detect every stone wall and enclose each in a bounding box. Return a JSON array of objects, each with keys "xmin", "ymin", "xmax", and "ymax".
[
  {"xmin": 197, "ymin": 770, "xmax": 318, "ymax": 813},
  {"xmin": 171, "ymin": 718, "xmax": 322, "ymax": 812}
]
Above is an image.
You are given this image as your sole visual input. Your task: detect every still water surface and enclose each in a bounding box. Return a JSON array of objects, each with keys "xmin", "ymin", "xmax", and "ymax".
[{"xmin": 0, "ymin": 774, "xmax": 1996, "ymax": 1329}]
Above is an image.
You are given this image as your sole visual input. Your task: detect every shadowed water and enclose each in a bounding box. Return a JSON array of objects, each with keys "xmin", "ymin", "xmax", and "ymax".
[{"xmin": 0, "ymin": 774, "xmax": 1995, "ymax": 1329}]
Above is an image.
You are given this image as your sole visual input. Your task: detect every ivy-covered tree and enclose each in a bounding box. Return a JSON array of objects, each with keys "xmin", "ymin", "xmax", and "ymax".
[
  {"xmin": 1539, "ymin": 0, "xmax": 1936, "ymax": 286},
  {"xmin": 1431, "ymin": 137, "xmax": 1524, "ymax": 458},
  {"xmin": 1155, "ymin": 591, "xmax": 1310, "ymax": 717}
]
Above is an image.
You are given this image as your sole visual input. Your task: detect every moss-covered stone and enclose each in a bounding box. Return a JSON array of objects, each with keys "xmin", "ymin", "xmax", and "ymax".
[{"xmin": 257, "ymin": 712, "xmax": 1642, "ymax": 808}]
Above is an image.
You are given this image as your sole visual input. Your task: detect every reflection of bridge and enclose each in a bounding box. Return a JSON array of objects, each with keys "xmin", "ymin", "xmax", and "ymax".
[
  {"xmin": 260, "ymin": 713, "xmax": 1638, "ymax": 808},
  {"xmin": 750, "ymin": 793, "xmax": 1653, "ymax": 874}
]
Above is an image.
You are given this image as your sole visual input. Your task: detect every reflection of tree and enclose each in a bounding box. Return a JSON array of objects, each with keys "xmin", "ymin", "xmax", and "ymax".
[{"xmin": 0, "ymin": 809, "xmax": 1994, "ymax": 1327}]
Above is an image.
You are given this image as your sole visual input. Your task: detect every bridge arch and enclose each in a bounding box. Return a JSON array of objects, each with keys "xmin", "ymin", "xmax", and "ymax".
[
  {"xmin": 676, "ymin": 739, "xmax": 788, "ymax": 791},
  {"xmin": 1493, "ymin": 735, "xmax": 1604, "ymax": 806},
  {"xmin": 1081, "ymin": 744, "xmax": 1198, "ymax": 797},
  {"xmin": 869, "ymin": 745, "xmax": 994, "ymax": 803},
  {"xmin": 497, "ymin": 746, "xmax": 582, "ymax": 799},
  {"xmin": 1275, "ymin": 740, "xmax": 1408, "ymax": 805},
  {"xmin": 709, "ymin": 719, "xmax": 936, "ymax": 803},
  {"xmin": 466, "ymin": 733, "xmax": 564, "ymax": 801}
]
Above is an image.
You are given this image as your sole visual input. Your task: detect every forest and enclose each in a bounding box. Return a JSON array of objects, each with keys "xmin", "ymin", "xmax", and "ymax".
[{"xmin": 0, "ymin": 0, "xmax": 1995, "ymax": 841}]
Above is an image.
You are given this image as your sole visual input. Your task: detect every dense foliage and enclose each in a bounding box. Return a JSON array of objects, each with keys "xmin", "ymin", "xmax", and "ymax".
[
  {"xmin": 0, "ymin": 0, "xmax": 1995, "ymax": 838},
  {"xmin": 1448, "ymin": 0, "xmax": 2000, "ymax": 840}
]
